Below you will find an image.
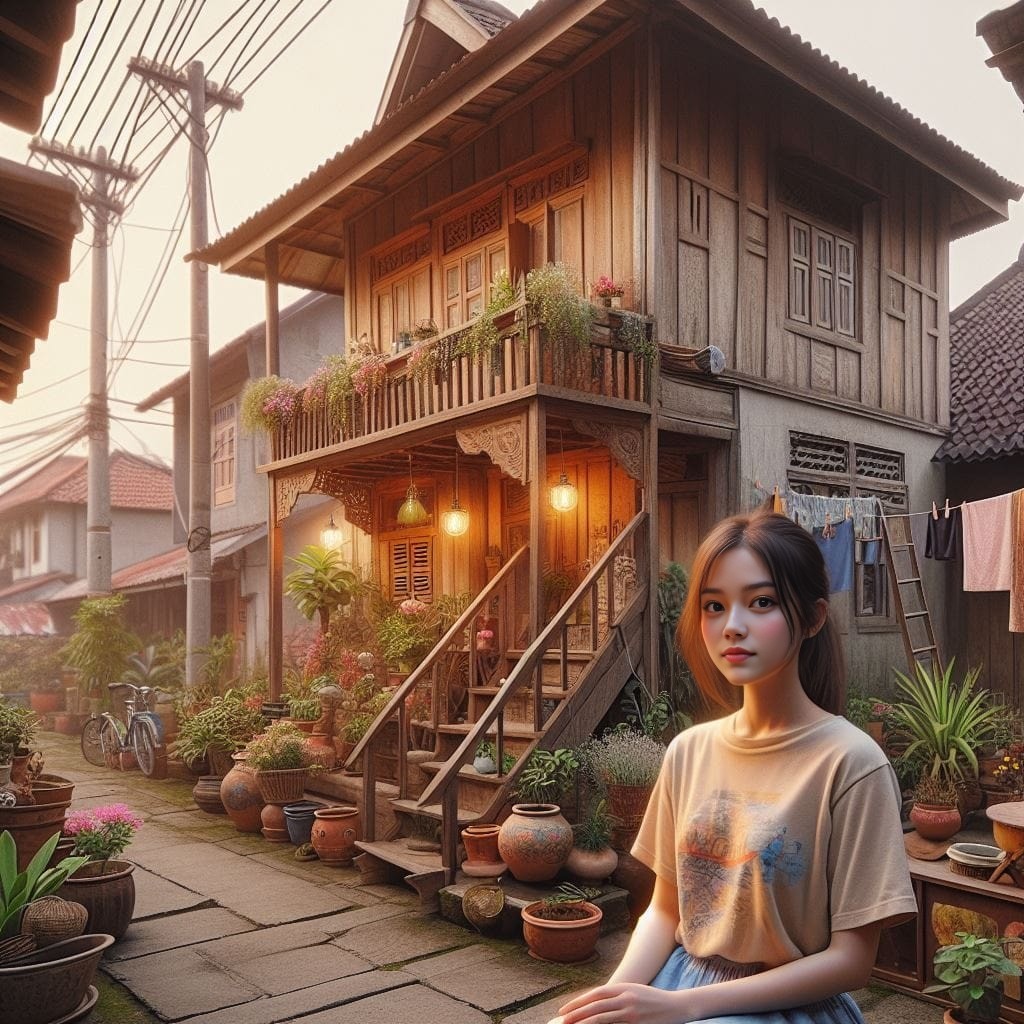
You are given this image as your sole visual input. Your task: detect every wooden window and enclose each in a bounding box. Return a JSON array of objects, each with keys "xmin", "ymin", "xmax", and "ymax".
[
  {"xmin": 787, "ymin": 216, "xmax": 856, "ymax": 340},
  {"xmin": 372, "ymin": 263, "xmax": 432, "ymax": 353},
  {"xmin": 30, "ymin": 517, "xmax": 41, "ymax": 564},
  {"xmin": 387, "ymin": 537, "xmax": 434, "ymax": 603},
  {"xmin": 510, "ymin": 186, "xmax": 585, "ymax": 283},
  {"xmin": 212, "ymin": 399, "xmax": 237, "ymax": 507},
  {"xmin": 442, "ymin": 242, "xmax": 507, "ymax": 330}
]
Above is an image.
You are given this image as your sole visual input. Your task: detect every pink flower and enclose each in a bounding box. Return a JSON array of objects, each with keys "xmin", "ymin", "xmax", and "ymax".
[
  {"xmin": 476, "ymin": 629, "xmax": 494, "ymax": 640},
  {"xmin": 351, "ymin": 354, "xmax": 387, "ymax": 397},
  {"xmin": 593, "ymin": 275, "xmax": 624, "ymax": 298},
  {"xmin": 399, "ymin": 598, "xmax": 428, "ymax": 616}
]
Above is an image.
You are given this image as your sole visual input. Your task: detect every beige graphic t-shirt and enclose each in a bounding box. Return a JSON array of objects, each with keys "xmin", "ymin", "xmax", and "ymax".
[{"xmin": 632, "ymin": 713, "xmax": 917, "ymax": 968}]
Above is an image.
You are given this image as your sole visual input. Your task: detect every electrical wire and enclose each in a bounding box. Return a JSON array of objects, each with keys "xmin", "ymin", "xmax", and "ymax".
[
  {"xmin": 13, "ymin": 368, "xmax": 88, "ymax": 400},
  {"xmin": 42, "ymin": 0, "xmax": 108, "ymax": 138}
]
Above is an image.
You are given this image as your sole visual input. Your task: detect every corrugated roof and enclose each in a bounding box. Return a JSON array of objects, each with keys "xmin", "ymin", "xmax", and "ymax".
[
  {"xmin": 0, "ymin": 603, "xmax": 54, "ymax": 637},
  {"xmin": 195, "ymin": 0, "xmax": 1020, "ymax": 272},
  {"xmin": 0, "ymin": 571, "xmax": 71, "ymax": 601},
  {"xmin": 0, "ymin": 451, "xmax": 173, "ymax": 515},
  {"xmin": 454, "ymin": 0, "xmax": 518, "ymax": 36},
  {"xmin": 935, "ymin": 251, "xmax": 1024, "ymax": 462}
]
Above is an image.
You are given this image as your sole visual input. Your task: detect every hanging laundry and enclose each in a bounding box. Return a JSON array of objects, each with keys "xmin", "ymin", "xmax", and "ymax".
[
  {"xmin": 962, "ymin": 493, "xmax": 1013, "ymax": 592},
  {"xmin": 814, "ymin": 517, "xmax": 854, "ymax": 593},
  {"xmin": 925, "ymin": 506, "xmax": 961, "ymax": 561},
  {"xmin": 1011, "ymin": 490, "xmax": 1024, "ymax": 633}
]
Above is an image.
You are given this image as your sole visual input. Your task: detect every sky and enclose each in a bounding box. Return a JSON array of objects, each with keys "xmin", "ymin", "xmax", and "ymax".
[{"xmin": 1, "ymin": 0, "xmax": 1022, "ymax": 470}]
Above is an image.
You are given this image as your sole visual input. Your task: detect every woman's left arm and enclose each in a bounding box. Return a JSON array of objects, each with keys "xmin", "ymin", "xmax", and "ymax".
[{"xmin": 554, "ymin": 923, "xmax": 882, "ymax": 1024}]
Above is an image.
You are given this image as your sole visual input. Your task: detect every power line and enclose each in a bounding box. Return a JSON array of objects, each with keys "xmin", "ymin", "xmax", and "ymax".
[
  {"xmin": 42, "ymin": 0, "xmax": 108, "ymax": 138},
  {"xmin": 14, "ymin": 368, "xmax": 88, "ymax": 400}
]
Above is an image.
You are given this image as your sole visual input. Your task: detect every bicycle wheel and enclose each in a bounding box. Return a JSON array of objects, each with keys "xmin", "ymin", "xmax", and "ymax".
[
  {"xmin": 80, "ymin": 717, "xmax": 106, "ymax": 766},
  {"xmin": 132, "ymin": 717, "xmax": 159, "ymax": 777}
]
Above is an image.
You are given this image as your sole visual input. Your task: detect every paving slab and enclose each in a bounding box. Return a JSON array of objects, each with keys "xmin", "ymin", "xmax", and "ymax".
[
  {"xmin": 502, "ymin": 989, "xmax": 586, "ymax": 1024},
  {"xmin": 245, "ymin": 849, "xmax": 359, "ymax": 884},
  {"xmin": 402, "ymin": 943, "xmax": 505, "ymax": 979},
  {"xmin": 331, "ymin": 914, "xmax": 471, "ymax": 965},
  {"xmin": 289, "ymin": 982, "xmax": 494, "ymax": 1024},
  {"xmin": 229, "ymin": 944, "xmax": 374, "ymax": 995},
  {"xmin": 103, "ymin": 947, "xmax": 264, "ymax": 1021},
  {"xmin": 131, "ymin": 867, "xmax": 209, "ymax": 919},
  {"xmin": 419, "ymin": 949, "xmax": 566, "ymax": 1012},
  {"xmin": 106, "ymin": 906, "xmax": 256, "ymax": 961},
  {"xmin": 130, "ymin": 841, "xmax": 356, "ymax": 924},
  {"xmin": 175, "ymin": 969, "xmax": 415, "ymax": 1024}
]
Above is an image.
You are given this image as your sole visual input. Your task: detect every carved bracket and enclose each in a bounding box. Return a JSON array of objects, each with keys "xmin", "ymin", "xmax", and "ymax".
[
  {"xmin": 573, "ymin": 419, "xmax": 645, "ymax": 482},
  {"xmin": 457, "ymin": 415, "xmax": 528, "ymax": 484},
  {"xmin": 312, "ymin": 469, "xmax": 372, "ymax": 534},
  {"xmin": 274, "ymin": 469, "xmax": 316, "ymax": 523}
]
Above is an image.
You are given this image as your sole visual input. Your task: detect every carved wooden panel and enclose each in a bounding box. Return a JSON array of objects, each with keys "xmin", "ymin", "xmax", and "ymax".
[
  {"xmin": 457, "ymin": 415, "xmax": 527, "ymax": 484},
  {"xmin": 372, "ymin": 233, "xmax": 430, "ymax": 283},
  {"xmin": 274, "ymin": 469, "xmax": 317, "ymax": 523},
  {"xmin": 442, "ymin": 195, "xmax": 502, "ymax": 254},
  {"xmin": 512, "ymin": 153, "xmax": 590, "ymax": 213},
  {"xmin": 312, "ymin": 469, "xmax": 372, "ymax": 534},
  {"xmin": 572, "ymin": 420, "xmax": 645, "ymax": 482}
]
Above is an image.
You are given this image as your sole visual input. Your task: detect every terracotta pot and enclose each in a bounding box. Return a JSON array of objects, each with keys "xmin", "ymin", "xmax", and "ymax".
[
  {"xmin": 260, "ymin": 803, "xmax": 289, "ymax": 842},
  {"xmin": 0, "ymin": 933, "xmax": 113, "ymax": 1024},
  {"xmin": 521, "ymin": 900, "xmax": 603, "ymax": 963},
  {"xmin": 219, "ymin": 755, "xmax": 264, "ymax": 833},
  {"xmin": 910, "ymin": 802, "xmax": 961, "ymax": 842},
  {"xmin": 956, "ymin": 778, "xmax": 984, "ymax": 817},
  {"xmin": 462, "ymin": 824, "xmax": 502, "ymax": 864},
  {"xmin": 29, "ymin": 692, "xmax": 61, "ymax": 715},
  {"xmin": 31, "ymin": 774, "xmax": 75, "ymax": 805},
  {"xmin": 497, "ymin": 803, "xmax": 573, "ymax": 883},
  {"xmin": 256, "ymin": 767, "xmax": 309, "ymax": 805},
  {"xmin": 566, "ymin": 845, "xmax": 619, "ymax": 883},
  {"xmin": 283, "ymin": 800, "xmax": 328, "ymax": 846},
  {"xmin": 47, "ymin": 836, "xmax": 77, "ymax": 869},
  {"xmin": 311, "ymin": 805, "xmax": 359, "ymax": 866},
  {"xmin": 282, "ymin": 719, "xmax": 316, "ymax": 734},
  {"xmin": 0, "ymin": 798, "xmax": 70, "ymax": 870},
  {"xmin": 59, "ymin": 860, "xmax": 135, "ymax": 940},
  {"xmin": 9, "ymin": 754, "xmax": 34, "ymax": 805},
  {"xmin": 612, "ymin": 850, "xmax": 656, "ymax": 927},
  {"xmin": 193, "ymin": 776, "xmax": 227, "ymax": 815},
  {"xmin": 866, "ymin": 720, "xmax": 884, "ymax": 745}
]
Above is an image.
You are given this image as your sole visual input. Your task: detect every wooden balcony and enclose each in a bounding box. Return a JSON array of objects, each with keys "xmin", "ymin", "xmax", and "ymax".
[{"xmin": 265, "ymin": 306, "xmax": 652, "ymax": 470}]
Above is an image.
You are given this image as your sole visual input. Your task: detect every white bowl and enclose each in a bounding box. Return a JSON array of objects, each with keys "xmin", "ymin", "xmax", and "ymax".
[{"xmin": 947, "ymin": 842, "xmax": 1003, "ymax": 867}]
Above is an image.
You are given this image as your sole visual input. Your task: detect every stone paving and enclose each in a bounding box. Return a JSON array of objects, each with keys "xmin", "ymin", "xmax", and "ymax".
[{"xmin": 31, "ymin": 731, "xmax": 937, "ymax": 1024}]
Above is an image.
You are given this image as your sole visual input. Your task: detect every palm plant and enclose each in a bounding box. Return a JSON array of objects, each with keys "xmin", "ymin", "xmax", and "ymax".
[
  {"xmin": 889, "ymin": 659, "xmax": 1000, "ymax": 785},
  {"xmin": 284, "ymin": 545, "xmax": 360, "ymax": 634}
]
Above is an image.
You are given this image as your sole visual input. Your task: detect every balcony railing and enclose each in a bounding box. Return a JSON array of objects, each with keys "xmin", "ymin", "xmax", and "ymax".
[{"xmin": 268, "ymin": 303, "xmax": 651, "ymax": 466}]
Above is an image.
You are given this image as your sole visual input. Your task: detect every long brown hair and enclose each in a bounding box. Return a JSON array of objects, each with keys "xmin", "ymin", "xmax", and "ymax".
[{"xmin": 677, "ymin": 510, "xmax": 846, "ymax": 715}]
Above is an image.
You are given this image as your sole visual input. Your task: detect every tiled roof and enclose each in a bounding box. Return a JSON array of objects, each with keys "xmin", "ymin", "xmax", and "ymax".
[
  {"xmin": 0, "ymin": 451, "xmax": 173, "ymax": 515},
  {"xmin": 454, "ymin": 0, "xmax": 517, "ymax": 36},
  {"xmin": 935, "ymin": 251, "xmax": 1024, "ymax": 462}
]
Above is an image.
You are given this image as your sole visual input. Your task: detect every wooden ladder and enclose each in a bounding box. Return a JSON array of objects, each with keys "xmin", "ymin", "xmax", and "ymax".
[{"xmin": 879, "ymin": 511, "xmax": 943, "ymax": 677}]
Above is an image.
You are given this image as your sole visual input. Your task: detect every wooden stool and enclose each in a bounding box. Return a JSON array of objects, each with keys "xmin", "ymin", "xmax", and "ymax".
[{"xmin": 986, "ymin": 802, "xmax": 1024, "ymax": 887}]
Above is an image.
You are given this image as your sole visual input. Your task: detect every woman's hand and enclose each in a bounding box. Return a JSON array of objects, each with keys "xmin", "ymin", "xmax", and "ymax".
[{"xmin": 548, "ymin": 981, "xmax": 690, "ymax": 1024}]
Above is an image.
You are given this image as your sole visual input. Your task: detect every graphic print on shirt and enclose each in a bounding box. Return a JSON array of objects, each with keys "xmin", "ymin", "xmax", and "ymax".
[{"xmin": 677, "ymin": 789, "xmax": 805, "ymax": 934}]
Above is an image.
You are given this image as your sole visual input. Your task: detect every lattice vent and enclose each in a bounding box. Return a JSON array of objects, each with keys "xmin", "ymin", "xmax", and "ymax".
[
  {"xmin": 856, "ymin": 486, "xmax": 907, "ymax": 512},
  {"xmin": 789, "ymin": 433, "xmax": 849, "ymax": 475},
  {"xmin": 855, "ymin": 445, "xmax": 904, "ymax": 482}
]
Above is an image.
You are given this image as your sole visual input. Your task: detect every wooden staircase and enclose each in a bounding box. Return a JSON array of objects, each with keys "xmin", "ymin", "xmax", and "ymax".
[{"xmin": 345, "ymin": 511, "xmax": 651, "ymax": 897}]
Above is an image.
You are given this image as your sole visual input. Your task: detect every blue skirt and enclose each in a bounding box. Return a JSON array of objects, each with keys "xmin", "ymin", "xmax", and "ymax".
[{"xmin": 650, "ymin": 947, "xmax": 866, "ymax": 1024}]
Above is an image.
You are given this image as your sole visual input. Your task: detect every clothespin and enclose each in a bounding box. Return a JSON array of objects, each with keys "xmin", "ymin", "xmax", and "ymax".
[
  {"xmin": 823, "ymin": 512, "xmax": 835, "ymax": 539},
  {"xmin": 845, "ymin": 503, "xmax": 852, "ymax": 520},
  {"xmin": 944, "ymin": 498, "xmax": 951, "ymax": 519},
  {"xmin": 931, "ymin": 501, "xmax": 938, "ymax": 520}
]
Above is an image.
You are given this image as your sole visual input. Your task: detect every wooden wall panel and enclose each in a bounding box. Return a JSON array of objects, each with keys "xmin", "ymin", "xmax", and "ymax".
[
  {"xmin": 881, "ymin": 315, "xmax": 905, "ymax": 412},
  {"xmin": 657, "ymin": 167, "xmax": 679, "ymax": 338},
  {"xmin": 678, "ymin": 240, "xmax": 708, "ymax": 347},
  {"xmin": 677, "ymin": 57, "xmax": 708, "ymax": 176},
  {"xmin": 708, "ymin": 192, "xmax": 737, "ymax": 363},
  {"xmin": 610, "ymin": 51, "xmax": 634, "ymax": 287},
  {"xmin": 861, "ymin": 202, "xmax": 881, "ymax": 407},
  {"xmin": 498, "ymin": 106, "xmax": 533, "ymax": 168},
  {"xmin": 738, "ymin": 211, "xmax": 767, "ymax": 377},
  {"xmin": 708, "ymin": 72, "xmax": 738, "ymax": 193}
]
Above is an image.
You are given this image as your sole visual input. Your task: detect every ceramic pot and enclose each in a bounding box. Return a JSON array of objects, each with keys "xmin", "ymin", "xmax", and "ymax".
[
  {"xmin": 311, "ymin": 806, "xmax": 359, "ymax": 866},
  {"xmin": 566, "ymin": 845, "xmax": 619, "ymax": 883},
  {"xmin": 59, "ymin": 861, "xmax": 135, "ymax": 940},
  {"xmin": 193, "ymin": 776, "xmax": 227, "ymax": 815},
  {"xmin": 283, "ymin": 800, "xmax": 328, "ymax": 846},
  {"xmin": 462, "ymin": 824, "xmax": 502, "ymax": 864},
  {"xmin": 472, "ymin": 756, "xmax": 497, "ymax": 775},
  {"xmin": 521, "ymin": 900, "xmax": 603, "ymax": 963},
  {"xmin": 206, "ymin": 746, "xmax": 235, "ymax": 778},
  {"xmin": 0, "ymin": 933, "xmax": 113, "ymax": 1024},
  {"xmin": 497, "ymin": 803, "xmax": 573, "ymax": 883},
  {"xmin": 28, "ymin": 692, "xmax": 61, "ymax": 715},
  {"xmin": 0, "ymin": 798, "xmax": 70, "ymax": 870},
  {"xmin": 219, "ymin": 755, "xmax": 264, "ymax": 833},
  {"xmin": 31, "ymin": 774, "xmax": 75, "ymax": 805},
  {"xmin": 910, "ymin": 802, "xmax": 961, "ymax": 842},
  {"xmin": 260, "ymin": 803, "xmax": 289, "ymax": 842}
]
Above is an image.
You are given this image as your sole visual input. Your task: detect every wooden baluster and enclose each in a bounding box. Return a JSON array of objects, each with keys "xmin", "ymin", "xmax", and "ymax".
[
  {"xmin": 398, "ymin": 699, "xmax": 408, "ymax": 799},
  {"xmin": 560, "ymin": 621, "xmax": 568, "ymax": 693},
  {"xmin": 533, "ymin": 660, "xmax": 542, "ymax": 733},
  {"xmin": 590, "ymin": 583, "xmax": 599, "ymax": 651},
  {"xmin": 441, "ymin": 784, "xmax": 458, "ymax": 881},
  {"xmin": 362, "ymin": 735, "xmax": 377, "ymax": 842}
]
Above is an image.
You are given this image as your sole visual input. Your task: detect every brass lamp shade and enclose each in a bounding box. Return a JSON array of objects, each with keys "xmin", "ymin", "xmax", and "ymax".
[{"xmin": 550, "ymin": 472, "xmax": 578, "ymax": 512}]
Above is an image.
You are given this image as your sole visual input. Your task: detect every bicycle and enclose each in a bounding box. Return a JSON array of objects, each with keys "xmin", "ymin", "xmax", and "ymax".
[{"xmin": 80, "ymin": 682, "xmax": 166, "ymax": 778}]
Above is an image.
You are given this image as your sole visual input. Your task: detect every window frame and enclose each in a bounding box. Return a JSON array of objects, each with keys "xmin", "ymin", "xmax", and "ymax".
[{"xmin": 212, "ymin": 398, "xmax": 237, "ymax": 508}]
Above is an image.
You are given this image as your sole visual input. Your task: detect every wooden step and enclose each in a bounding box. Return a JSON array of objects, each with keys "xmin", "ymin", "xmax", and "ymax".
[
  {"xmin": 353, "ymin": 837, "xmax": 450, "ymax": 908},
  {"xmin": 419, "ymin": 760, "xmax": 511, "ymax": 786},
  {"xmin": 355, "ymin": 837, "xmax": 444, "ymax": 875},
  {"xmin": 434, "ymin": 723, "xmax": 543, "ymax": 739},
  {"xmin": 390, "ymin": 797, "xmax": 481, "ymax": 824},
  {"xmin": 468, "ymin": 685, "xmax": 572, "ymax": 700}
]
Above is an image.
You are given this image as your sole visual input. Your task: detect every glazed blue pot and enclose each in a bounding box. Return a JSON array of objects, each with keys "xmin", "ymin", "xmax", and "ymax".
[{"xmin": 283, "ymin": 800, "xmax": 327, "ymax": 846}]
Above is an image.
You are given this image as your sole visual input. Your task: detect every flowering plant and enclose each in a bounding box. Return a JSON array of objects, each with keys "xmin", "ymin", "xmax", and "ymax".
[
  {"xmin": 476, "ymin": 629, "xmax": 494, "ymax": 641},
  {"xmin": 593, "ymin": 275, "xmax": 625, "ymax": 299},
  {"xmin": 870, "ymin": 700, "xmax": 894, "ymax": 722},
  {"xmin": 64, "ymin": 803, "xmax": 143, "ymax": 865},
  {"xmin": 399, "ymin": 598, "xmax": 428, "ymax": 616},
  {"xmin": 376, "ymin": 599, "xmax": 438, "ymax": 669},
  {"xmin": 240, "ymin": 376, "xmax": 299, "ymax": 434},
  {"xmin": 993, "ymin": 743, "xmax": 1024, "ymax": 798},
  {"xmin": 351, "ymin": 352, "xmax": 388, "ymax": 397}
]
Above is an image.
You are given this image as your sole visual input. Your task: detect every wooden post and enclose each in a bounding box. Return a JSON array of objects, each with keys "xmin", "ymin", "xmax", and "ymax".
[
  {"xmin": 528, "ymin": 401, "xmax": 546, "ymax": 731},
  {"xmin": 644, "ymin": 415, "xmax": 659, "ymax": 697},
  {"xmin": 268, "ymin": 478, "xmax": 283, "ymax": 701},
  {"xmin": 265, "ymin": 242, "xmax": 280, "ymax": 376}
]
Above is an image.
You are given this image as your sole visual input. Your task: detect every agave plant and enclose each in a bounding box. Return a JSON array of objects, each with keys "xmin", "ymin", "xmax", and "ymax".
[
  {"xmin": 889, "ymin": 659, "xmax": 1000, "ymax": 784},
  {"xmin": 0, "ymin": 831, "xmax": 90, "ymax": 938}
]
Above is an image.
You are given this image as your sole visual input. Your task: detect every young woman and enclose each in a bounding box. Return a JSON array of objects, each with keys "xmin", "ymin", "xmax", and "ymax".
[{"xmin": 551, "ymin": 510, "xmax": 916, "ymax": 1024}]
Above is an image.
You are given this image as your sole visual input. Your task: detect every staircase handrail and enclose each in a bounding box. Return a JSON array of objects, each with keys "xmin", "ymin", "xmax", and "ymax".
[
  {"xmin": 345, "ymin": 544, "xmax": 528, "ymax": 767},
  {"xmin": 416, "ymin": 509, "xmax": 648, "ymax": 808}
]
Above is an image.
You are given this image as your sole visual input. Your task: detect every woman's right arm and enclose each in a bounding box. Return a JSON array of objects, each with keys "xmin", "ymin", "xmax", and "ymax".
[{"xmin": 546, "ymin": 873, "xmax": 680, "ymax": 1024}]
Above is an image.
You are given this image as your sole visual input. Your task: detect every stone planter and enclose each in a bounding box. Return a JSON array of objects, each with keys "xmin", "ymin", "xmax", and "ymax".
[
  {"xmin": 59, "ymin": 860, "xmax": 136, "ymax": 940},
  {"xmin": 219, "ymin": 754, "xmax": 264, "ymax": 833},
  {"xmin": 521, "ymin": 900, "xmax": 603, "ymax": 963},
  {"xmin": 497, "ymin": 803, "xmax": 573, "ymax": 883},
  {"xmin": 311, "ymin": 805, "xmax": 359, "ymax": 866}
]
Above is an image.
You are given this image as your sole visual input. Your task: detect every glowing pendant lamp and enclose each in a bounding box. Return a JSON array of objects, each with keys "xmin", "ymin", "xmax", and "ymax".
[
  {"xmin": 442, "ymin": 448, "xmax": 470, "ymax": 537},
  {"xmin": 549, "ymin": 429, "xmax": 578, "ymax": 512},
  {"xmin": 397, "ymin": 452, "xmax": 429, "ymax": 527},
  {"xmin": 320, "ymin": 512, "xmax": 343, "ymax": 550}
]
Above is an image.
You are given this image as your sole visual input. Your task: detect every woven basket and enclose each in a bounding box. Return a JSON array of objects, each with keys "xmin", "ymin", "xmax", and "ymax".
[
  {"xmin": 20, "ymin": 896, "xmax": 88, "ymax": 948},
  {"xmin": 256, "ymin": 768, "xmax": 309, "ymax": 804},
  {"xmin": 949, "ymin": 859, "xmax": 994, "ymax": 881}
]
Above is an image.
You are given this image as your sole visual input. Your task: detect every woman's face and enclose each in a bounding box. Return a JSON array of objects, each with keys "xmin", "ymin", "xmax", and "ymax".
[{"xmin": 699, "ymin": 545, "xmax": 801, "ymax": 690}]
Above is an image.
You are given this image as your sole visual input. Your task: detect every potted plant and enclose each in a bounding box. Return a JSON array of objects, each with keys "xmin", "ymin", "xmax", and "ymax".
[
  {"xmin": 59, "ymin": 595, "xmax": 138, "ymax": 705},
  {"xmin": 525, "ymin": 263, "xmax": 594, "ymax": 375},
  {"xmin": 614, "ymin": 310, "xmax": 657, "ymax": 369},
  {"xmin": 592, "ymin": 274, "xmax": 625, "ymax": 308},
  {"xmin": 245, "ymin": 721, "xmax": 313, "ymax": 805},
  {"xmin": 990, "ymin": 745, "xmax": 1024, "ymax": 804},
  {"xmin": 59, "ymin": 803, "xmax": 143, "ymax": 940},
  {"xmin": 0, "ymin": 831, "xmax": 89, "ymax": 938},
  {"xmin": 497, "ymin": 748, "xmax": 578, "ymax": 883},
  {"xmin": 925, "ymin": 931, "xmax": 1022, "ymax": 1023},
  {"xmin": 566, "ymin": 799, "xmax": 618, "ymax": 883},
  {"xmin": 239, "ymin": 375, "xmax": 300, "ymax": 435},
  {"xmin": 285, "ymin": 545, "xmax": 360, "ymax": 635},
  {"xmin": 375, "ymin": 598, "xmax": 438, "ymax": 674},
  {"xmin": 0, "ymin": 703, "xmax": 37, "ymax": 757},
  {"xmin": 909, "ymin": 773, "xmax": 962, "ymax": 842},
  {"xmin": 521, "ymin": 882, "xmax": 603, "ymax": 963},
  {"xmin": 284, "ymin": 695, "xmax": 321, "ymax": 733},
  {"xmin": 172, "ymin": 693, "xmax": 264, "ymax": 775},
  {"xmin": 473, "ymin": 740, "xmax": 498, "ymax": 775}
]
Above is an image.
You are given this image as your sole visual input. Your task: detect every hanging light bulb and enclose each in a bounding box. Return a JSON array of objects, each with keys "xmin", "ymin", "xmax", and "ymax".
[
  {"xmin": 320, "ymin": 511, "xmax": 344, "ymax": 549},
  {"xmin": 549, "ymin": 428, "xmax": 578, "ymax": 512},
  {"xmin": 397, "ymin": 452, "xmax": 429, "ymax": 527},
  {"xmin": 442, "ymin": 447, "xmax": 470, "ymax": 537}
]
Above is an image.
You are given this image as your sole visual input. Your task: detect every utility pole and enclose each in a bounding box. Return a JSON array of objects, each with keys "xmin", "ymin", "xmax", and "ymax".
[
  {"xmin": 129, "ymin": 58, "xmax": 242, "ymax": 688},
  {"xmin": 28, "ymin": 140, "xmax": 138, "ymax": 596}
]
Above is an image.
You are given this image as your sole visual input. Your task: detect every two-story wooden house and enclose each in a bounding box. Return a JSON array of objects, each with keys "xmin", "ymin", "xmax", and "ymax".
[{"xmin": 193, "ymin": 0, "xmax": 1020, "ymax": 879}]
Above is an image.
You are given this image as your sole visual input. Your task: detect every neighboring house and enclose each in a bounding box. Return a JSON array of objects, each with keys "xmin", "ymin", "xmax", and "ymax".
[
  {"xmin": 128, "ymin": 290, "xmax": 352, "ymax": 668},
  {"xmin": 935, "ymin": 250, "xmax": 1024, "ymax": 701},
  {"xmin": 0, "ymin": 2, "xmax": 81, "ymax": 400},
  {"xmin": 0, "ymin": 452, "xmax": 173, "ymax": 634},
  {"xmin": 192, "ymin": 0, "xmax": 1020, "ymax": 877}
]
